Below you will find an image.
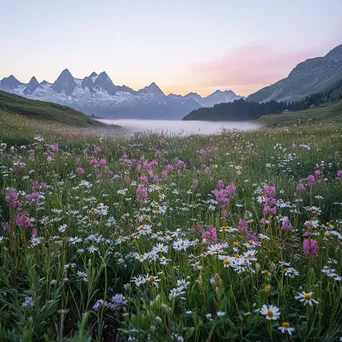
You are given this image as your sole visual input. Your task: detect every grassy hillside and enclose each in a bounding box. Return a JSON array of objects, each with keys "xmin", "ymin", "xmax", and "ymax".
[
  {"xmin": 0, "ymin": 90, "xmax": 103, "ymax": 127},
  {"xmin": 258, "ymin": 100, "xmax": 342, "ymax": 126}
]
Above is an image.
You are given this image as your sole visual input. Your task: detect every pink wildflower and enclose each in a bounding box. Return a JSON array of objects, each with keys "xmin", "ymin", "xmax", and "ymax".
[
  {"xmin": 303, "ymin": 239, "xmax": 319, "ymax": 256},
  {"xmin": 307, "ymin": 175, "xmax": 315, "ymax": 184},
  {"xmin": 217, "ymin": 180, "xmax": 224, "ymax": 188},
  {"xmin": 5, "ymin": 190, "xmax": 21, "ymax": 209},
  {"xmin": 94, "ymin": 145, "xmax": 101, "ymax": 153},
  {"xmin": 32, "ymin": 180, "xmax": 39, "ymax": 192},
  {"xmin": 136, "ymin": 185, "xmax": 147, "ymax": 202},
  {"xmin": 76, "ymin": 167, "xmax": 85, "ymax": 174},
  {"xmin": 16, "ymin": 212, "xmax": 32, "ymax": 229},
  {"xmin": 296, "ymin": 183, "xmax": 306, "ymax": 191},
  {"xmin": 282, "ymin": 220, "xmax": 293, "ymax": 231},
  {"xmin": 51, "ymin": 144, "xmax": 59, "ymax": 152},
  {"xmin": 202, "ymin": 226, "xmax": 217, "ymax": 243},
  {"xmin": 238, "ymin": 219, "xmax": 248, "ymax": 234}
]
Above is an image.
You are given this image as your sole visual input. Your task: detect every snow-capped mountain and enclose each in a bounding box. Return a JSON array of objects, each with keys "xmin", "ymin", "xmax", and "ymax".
[
  {"xmin": 248, "ymin": 44, "xmax": 342, "ymax": 103},
  {"xmin": 24, "ymin": 77, "xmax": 41, "ymax": 95},
  {"xmin": 0, "ymin": 69, "xmax": 241, "ymax": 120}
]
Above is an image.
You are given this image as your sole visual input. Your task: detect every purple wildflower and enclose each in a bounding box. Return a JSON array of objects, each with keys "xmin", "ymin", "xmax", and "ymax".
[
  {"xmin": 76, "ymin": 167, "xmax": 85, "ymax": 174},
  {"xmin": 303, "ymin": 239, "xmax": 319, "ymax": 256},
  {"xmin": 136, "ymin": 185, "xmax": 147, "ymax": 202},
  {"xmin": 22, "ymin": 296, "xmax": 34, "ymax": 308}
]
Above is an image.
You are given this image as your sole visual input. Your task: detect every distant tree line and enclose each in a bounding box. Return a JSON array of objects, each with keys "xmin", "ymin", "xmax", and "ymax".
[{"xmin": 183, "ymin": 81, "xmax": 342, "ymax": 121}]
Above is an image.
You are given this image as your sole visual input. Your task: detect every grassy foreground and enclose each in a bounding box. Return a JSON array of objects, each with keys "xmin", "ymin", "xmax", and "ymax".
[
  {"xmin": 258, "ymin": 100, "xmax": 342, "ymax": 126},
  {"xmin": 0, "ymin": 122, "xmax": 342, "ymax": 341}
]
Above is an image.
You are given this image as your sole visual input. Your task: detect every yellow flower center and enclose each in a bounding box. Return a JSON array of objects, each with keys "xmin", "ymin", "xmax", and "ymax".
[
  {"xmin": 233, "ymin": 242, "xmax": 239, "ymax": 247},
  {"xmin": 282, "ymin": 322, "xmax": 290, "ymax": 328},
  {"xmin": 283, "ymin": 268, "xmax": 288, "ymax": 273},
  {"xmin": 263, "ymin": 270, "xmax": 269, "ymax": 275},
  {"xmin": 235, "ymin": 254, "xmax": 240, "ymax": 259},
  {"xmin": 139, "ymin": 255, "xmax": 144, "ymax": 259},
  {"xmin": 248, "ymin": 240, "xmax": 254, "ymax": 245},
  {"xmin": 266, "ymin": 310, "xmax": 274, "ymax": 318},
  {"xmin": 324, "ymin": 233, "xmax": 330, "ymax": 238},
  {"xmin": 223, "ymin": 260, "xmax": 230, "ymax": 265},
  {"xmin": 265, "ymin": 285, "xmax": 271, "ymax": 292},
  {"xmin": 149, "ymin": 276, "xmax": 155, "ymax": 282},
  {"xmin": 304, "ymin": 293, "xmax": 312, "ymax": 300}
]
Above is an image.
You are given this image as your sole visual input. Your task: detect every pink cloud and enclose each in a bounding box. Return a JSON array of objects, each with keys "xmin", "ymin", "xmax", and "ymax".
[{"xmin": 189, "ymin": 44, "xmax": 323, "ymax": 95}]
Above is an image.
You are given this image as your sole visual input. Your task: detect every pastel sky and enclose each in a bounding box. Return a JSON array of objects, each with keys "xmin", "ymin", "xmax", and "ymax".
[{"xmin": 1, "ymin": 0, "xmax": 341, "ymax": 96}]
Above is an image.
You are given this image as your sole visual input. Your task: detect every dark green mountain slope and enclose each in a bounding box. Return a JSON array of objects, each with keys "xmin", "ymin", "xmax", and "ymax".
[{"xmin": 0, "ymin": 90, "xmax": 104, "ymax": 127}]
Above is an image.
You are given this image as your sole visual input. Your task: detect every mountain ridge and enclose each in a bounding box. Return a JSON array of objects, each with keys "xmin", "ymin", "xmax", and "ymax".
[
  {"xmin": 248, "ymin": 44, "xmax": 342, "ymax": 103},
  {"xmin": 0, "ymin": 70, "xmax": 241, "ymax": 120}
]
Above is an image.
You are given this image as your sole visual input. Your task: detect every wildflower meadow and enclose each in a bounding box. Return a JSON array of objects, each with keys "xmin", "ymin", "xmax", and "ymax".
[{"xmin": 0, "ymin": 124, "xmax": 341, "ymax": 341}]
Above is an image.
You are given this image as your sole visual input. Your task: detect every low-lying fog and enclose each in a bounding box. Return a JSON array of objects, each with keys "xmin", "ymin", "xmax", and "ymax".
[{"xmin": 99, "ymin": 119, "xmax": 261, "ymax": 135}]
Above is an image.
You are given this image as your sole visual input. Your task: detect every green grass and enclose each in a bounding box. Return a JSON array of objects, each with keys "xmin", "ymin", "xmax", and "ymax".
[
  {"xmin": 0, "ymin": 90, "xmax": 104, "ymax": 127},
  {"xmin": 0, "ymin": 117, "xmax": 342, "ymax": 341},
  {"xmin": 258, "ymin": 100, "xmax": 342, "ymax": 126},
  {"xmin": 0, "ymin": 110, "xmax": 108, "ymax": 146}
]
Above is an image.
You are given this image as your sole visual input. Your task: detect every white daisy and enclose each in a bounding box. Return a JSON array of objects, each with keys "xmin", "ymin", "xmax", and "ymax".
[
  {"xmin": 278, "ymin": 322, "xmax": 295, "ymax": 335},
  {"xmin": 260, "ymin": 304, "xmax": 280, "ymax": 320},
  {"xmin": 295, "ymin": 291, "xmax": 319, "ymax": 306},
  {"xmin": 145, "ymin": 275, "xmax": 161, "ymax": 288}
]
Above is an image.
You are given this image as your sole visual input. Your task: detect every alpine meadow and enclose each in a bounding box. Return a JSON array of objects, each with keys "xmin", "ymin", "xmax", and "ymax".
[{"xmin": 1, "ymin": 1, "xmax": 342, "ymax": 341}]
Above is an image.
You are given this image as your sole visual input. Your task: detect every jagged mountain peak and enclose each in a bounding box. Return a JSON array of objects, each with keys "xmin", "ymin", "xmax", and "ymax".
[
  {"xmin": 0, "ymin": 75, "xmax": 23, "ymax": 89},
  {"xmin": 185, "ymin": 92, "xmax": 203, "ymax": 101},
  {"xmin": 60, "ymin": 68, "xmax": 73, "ymax": 78},
  {"xmin": 52, "ymin": 69, "xmax": 76, "ymax": 96},
  {"xmin": 81, "ymin": 76, "xmax": 95, "ymax": 94},
  {"xmin": 94, "ymin": 71, "xmax": 113, "ymax": 83},
  {"xmin": 142, "ymin": 82, "xmax": 165, "ymax": 96},
  {"xmin": 23, "ymin": 76, "xmax": 41, "ymax": 94},
  {"xmin": 210, "ymin": 89, "xmax": 236, "ymax": 96},
  {"xmin": 89, "ymin": 71, "xmax": 98, "ymax": 77},
  {"xmin": 28, "ymin": 76, "xmax": 39, "ymax": 86},
  {"xmin": 93, "ymin": 71, "xmax": 117, "ymax": 95}
]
